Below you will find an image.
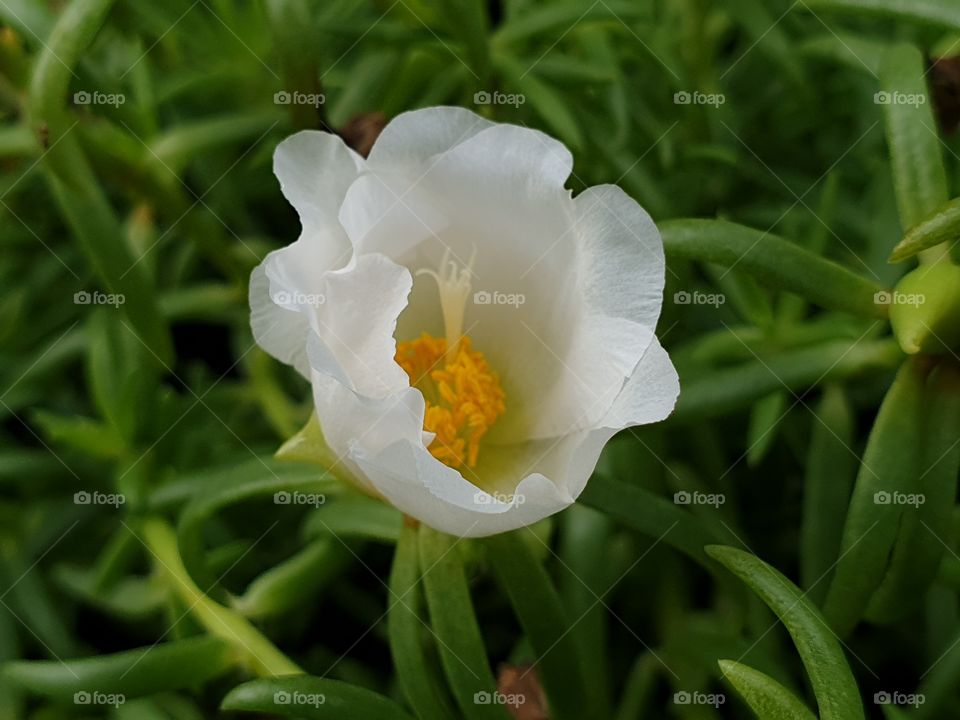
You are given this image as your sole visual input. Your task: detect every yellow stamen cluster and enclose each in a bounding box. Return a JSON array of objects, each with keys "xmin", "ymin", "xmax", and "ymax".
[{"xmin": 395, "ymin": 333, "xmax": 505, "ymax": 469}]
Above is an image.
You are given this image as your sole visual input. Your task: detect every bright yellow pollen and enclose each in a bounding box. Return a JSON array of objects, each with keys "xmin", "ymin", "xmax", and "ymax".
[{"xmin": 395, "ymin": 332, "xmax": 505, "ymax": 469}]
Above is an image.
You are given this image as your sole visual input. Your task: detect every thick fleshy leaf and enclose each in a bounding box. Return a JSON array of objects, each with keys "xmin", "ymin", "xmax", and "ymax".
[
  {"xmin": 221, "ymin": 677, "xmax": 416, "ymax": 720},
  {"xmin": 719, "ymin": 660, "xmax": 817, "ymax": 720}
]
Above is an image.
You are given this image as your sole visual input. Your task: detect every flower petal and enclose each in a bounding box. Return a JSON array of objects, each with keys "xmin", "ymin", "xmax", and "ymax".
[{"xmin": 366, "ymin": 106, "xmax": 494, "ymax": 170}]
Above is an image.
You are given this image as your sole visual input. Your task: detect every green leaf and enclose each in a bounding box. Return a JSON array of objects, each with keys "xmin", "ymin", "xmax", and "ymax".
[
  {"xmin": 4, "ymin": 636, "xmax": 235, "ymax": 700},
  {"xmin": 675, "ymin": 339, "xmax": 901, "ymax": 420},
  {"xmin": 177, "ymin": 460, "xmax": 339, "ymax": 595},
  {"xmin": 30, "ymin": 410, "xmax": 125, "ymax": 458},
  {"xmin": 879, "ymin": 44, "xmax": 948, "ymax": 236},
  {"xmin": 661, "ymin": 220, "xmax": 887, "ymax": 317},
  {"xmin": 889, "ymin": 196, "xmax": 960, "ymax": 263},
  {"xmin": 866, "ymin": 361, "xmax": 960, "ymax": 622},
  {"xmin": 578, "ymin": 474, "xmax": 718, "ymax": 568},
  {"xmin": 746, "ymin": 392, "xmax": 788, "ymax": 467},
  {"xmin": 304, "ymin": 497, "xmax": 403, "ymax": 543},
  {"xmin": 231, "ymin": 539, "xmax": 351, "ymax": 619},
  {"xmin": 418, "ymin": 525, "xmax": 509, "ymax": 720},
  {"xmin": 799, "ymin": 386, "xmax": 857, "ymax": 604},
  {"xmin": 803, "ymin": 0, "xmax": 960, "ymax": 31},
  {"xmin": 706, "ymin": 546, "xmax": 865, "ymax": 720},
  {"xmin": 221, "ymin": 677, "xmax": 416, "ymax": 720},
  {"xmin": 482, "ymin": 530, "xmax": 590, "ymax": 720},
  {"xmin": 718, "ymin": 660, "xmax": 817, "ymax": 720},
  {"xmin": 388, "ymin": 523, "xmax": 457, "ymax": 720},
  {"xmin": 823, "ymin": 359, "xmax": 925, "ymax": 635}
]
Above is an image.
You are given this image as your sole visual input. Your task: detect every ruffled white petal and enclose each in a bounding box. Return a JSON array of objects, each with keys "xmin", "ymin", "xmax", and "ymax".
[{"xmin": 366, "ymin": 106, "xmax": 495, "ymax": 170}]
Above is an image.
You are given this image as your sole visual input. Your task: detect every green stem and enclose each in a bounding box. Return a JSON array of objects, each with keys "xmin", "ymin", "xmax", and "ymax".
[{"xmin": 141, "ymin": 518, "xmax": 302, "ymax": 677}]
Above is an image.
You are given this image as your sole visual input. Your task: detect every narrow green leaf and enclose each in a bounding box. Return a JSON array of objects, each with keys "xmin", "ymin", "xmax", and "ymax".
[
  {"xmin": 804, "ymin": 0, "xmax": 960, "ymax": 31},
  {"xmin": 4, "ymin": 636, "xmax": 235, "ymax": 700},
  {"xmin": 578, "ymin": 474, "xmax": 718, "ymax": 568},
  {"xmin": 866, "ymin": 361, "xmax": 960, "ymax": 621},
  {"xmin": 823, "ymin": 359, "xmax": 925, "ymax": 636},
  {"xmin": 718, "ymin": 660, "xmax": 817, "ymax": 720},
  {"xmin": 675, "ymin": 339, "xmax": 901, "ymax": 420},
  {"xmin": 418, "ymin": 526, "xmax": 509, "ymax": 720},
  {"xmin": 388, "ymin": 523, "xmax": 457, "ymax": 720},
  {"xmin": 661, "ymin": 220, "xmax": 887, "ymax": 318},
  {"xmin": 482, "ymin": 530, "xmax": 590, "ymax": 720},
  {"xmin": 879, "ymin": 44, "xmax": 948, "ymax": 235},
  {"xmin": 707, "ymin": 545, "xmax": 865, "ymax": 720},
  {"xmin": 30, "ymin": 410, "xmax": 125, "ymax": 458},
  {"xmin": 890, "ymin": 196, "xmax": 960, "ymax": 263},
  {"xmin": 800, "ymin": 386, "xmax": 857, "ymax": 604},
  {"xmin": 221, "ymin": 677, "xmax": 416, "ymax": 720}
]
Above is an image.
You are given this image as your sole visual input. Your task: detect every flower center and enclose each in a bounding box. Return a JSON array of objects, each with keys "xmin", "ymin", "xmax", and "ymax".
[{"xmin": 394, "ymin": 248, "xmax": 505, "ymax": 470}]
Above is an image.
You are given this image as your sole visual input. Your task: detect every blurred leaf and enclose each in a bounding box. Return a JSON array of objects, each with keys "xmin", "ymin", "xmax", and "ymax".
[
  {"xmin": 4, "ymin": 636, "xmax": 235, "ymax": 699},
  {"xmin": 804, "ymin": 0, "xmax": 960, "ymax": 30},
  {"xmin": 661, "ymin": 220, "xmax": 887, "ymax": 317},
  {"xmin": 890, "ymin": 196, "xmax": 960, "ymax": 263},
  {"xmin": 746, "ymin": 391, "xmax": 787, "ymax": 467},
  {"xmin": 482, "ymin": 530, "xmax": 590, "ymax": 720},
  {"xmin": 221, "ymin": 676, "xmax": 416, "ymax": 719}
]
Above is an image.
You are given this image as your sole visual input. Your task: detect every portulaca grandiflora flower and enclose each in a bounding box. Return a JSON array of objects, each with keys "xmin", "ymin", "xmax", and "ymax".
[{"xmin": 250, "ymin": 106, "xmax": 679, "ymax": 537}]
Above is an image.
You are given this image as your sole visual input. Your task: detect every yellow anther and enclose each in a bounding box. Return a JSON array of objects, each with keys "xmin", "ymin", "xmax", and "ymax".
[{"xmin": 395, "ymin": 333, "xmax": 505, "ymax": 470}]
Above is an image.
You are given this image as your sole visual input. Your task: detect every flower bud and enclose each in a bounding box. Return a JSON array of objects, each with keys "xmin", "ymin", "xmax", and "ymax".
[{"xmin": 889, "ymin": 263, "xmax": 960, "ymax": 355}]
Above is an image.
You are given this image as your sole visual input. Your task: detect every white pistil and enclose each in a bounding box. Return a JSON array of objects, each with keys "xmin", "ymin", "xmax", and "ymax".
[{"xmin": 416, "ymin": 246, "xmax": 476, "ymax": 353}]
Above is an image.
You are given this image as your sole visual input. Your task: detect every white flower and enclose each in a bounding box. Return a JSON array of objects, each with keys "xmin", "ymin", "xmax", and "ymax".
[{"xmin": 250, "ymin": 106, "xmax": 679, "ymax": 537}]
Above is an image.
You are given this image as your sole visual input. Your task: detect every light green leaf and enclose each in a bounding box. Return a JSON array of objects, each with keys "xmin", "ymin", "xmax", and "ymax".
[
  {"xmin": 890, "ymin": 196, "xmax": 960, "ymax": 263},
  {"xmin": 804, "ymin": 0, "xmax": 960, "ymax": 31},
  {"xmin": 221, "ymin": 677, "xmax": 416, "ymax": 720},
  {"xmin": 719, "ymin": 660, "xmax": 817, "ymax": 720}
]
